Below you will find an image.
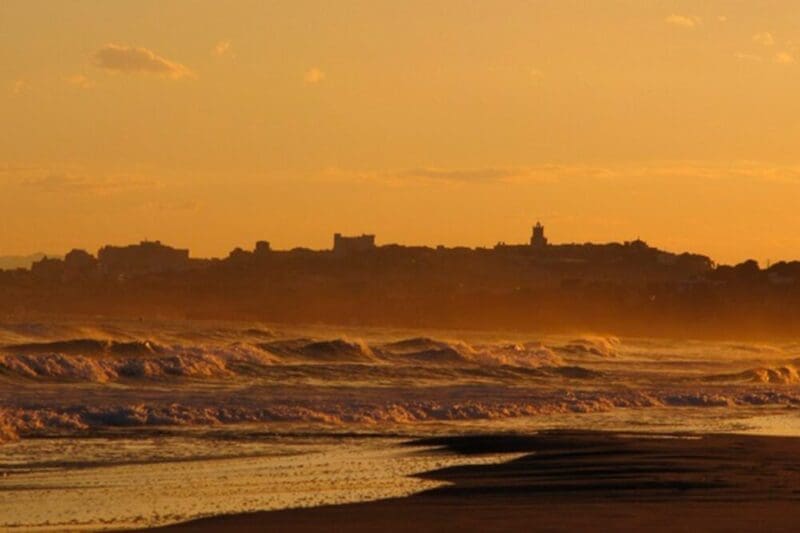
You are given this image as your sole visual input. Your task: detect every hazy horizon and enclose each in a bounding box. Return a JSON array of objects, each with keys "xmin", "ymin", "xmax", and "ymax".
[{"xmin": 0, "ymin": 228, "xmax": 776, "ymax": 267}]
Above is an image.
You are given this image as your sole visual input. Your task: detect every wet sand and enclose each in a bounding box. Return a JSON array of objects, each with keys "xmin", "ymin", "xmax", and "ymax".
[{"xmin": 148, "ymin": 431, "xmax": 800, "ymax": 532}]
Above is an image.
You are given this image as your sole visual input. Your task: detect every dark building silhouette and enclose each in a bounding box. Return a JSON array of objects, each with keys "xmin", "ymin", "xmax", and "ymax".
[
  {"xmin": 30, "ymin": 256, "xmax": 64, "ymax": 280},
  {"xmin": 227, "ymin": 247, "xmax": 249, "ymax": 262},
  {"xmin": 63, "ymin": 249, "xmax": 97, "ymax": 280},
  {"xmin": 333, "ymin": 233, "xmax": 376, "ymax": 254},
  {"xmin": 97, "ymin": 240, "xmax": 191, "ymax": 277},
  {"xmin": 8, "ymin": 223, "xmax": 800, "ymax": 338},
  {"xmin": 530, "ymin": 222, "xmax": 548, "ymax": 248},
  {"xmin": 254, "ymin": 241, "xmax": 271, "ymax": 256},
  {"xmin": 227, "ymin": 241, "xmax": 271, "ymax": 263}
]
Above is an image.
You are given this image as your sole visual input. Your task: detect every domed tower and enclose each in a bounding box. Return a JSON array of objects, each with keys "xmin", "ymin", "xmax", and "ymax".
[{"xmin": 530, "ymin": 221, "xmax": 548, "ymax": 248}]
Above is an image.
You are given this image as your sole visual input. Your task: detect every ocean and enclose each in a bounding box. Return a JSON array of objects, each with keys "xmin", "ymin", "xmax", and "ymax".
[{"xmin": 1, "ymin": 319, "xmax": 799, "ymax": 529}]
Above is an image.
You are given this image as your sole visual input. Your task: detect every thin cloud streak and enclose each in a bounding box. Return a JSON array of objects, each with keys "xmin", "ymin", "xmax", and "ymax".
[
  {"xmin": 734, "ymin": 52, "xmax": 763, "ymax": 62},
  {"xmin": 93, "ymin": 44, "xmax": 194, "ymax": 79},
  {"xmin": 319, "ymin": 162, "xmax": 800, "ymax": 187},
  {"xmin": 665, "ymin": 14, "xmax": 702, "ymax": 28},
  {"xmin": 19, "ymin": 172, "xmax": 161, "ymax": 195},
  {"xmin": 64, "ymin": 74, "xmax": 96, "ymax": 89}
]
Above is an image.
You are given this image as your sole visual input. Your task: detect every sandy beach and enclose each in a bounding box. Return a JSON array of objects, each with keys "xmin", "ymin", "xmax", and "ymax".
[{"xmin": 149, "ymin": 431, "xmax": 800, "ymax": 532}]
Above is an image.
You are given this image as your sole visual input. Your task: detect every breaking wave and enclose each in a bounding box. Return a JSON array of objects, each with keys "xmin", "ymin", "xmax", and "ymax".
[
  {"xmin": 3, "ymin": 339, "xmax": 163, "ymax": 357},
  {"xmin": 379, "ymin": 337, "xmax": 563, "ymax": 367},
  {"xmin": 554, "ymin": 336, "xmax": 620, "ymax": 358},
  {"xmin": 3, "ymin": 323, "xmax": 800, "ymax": 442},
  {"xmin": 0, "ymin": 335, "xmax": 576, "ymax": 383},
  {"xmin": 1, "ymin": 352, "xmax": 218, "ymax": 382},
  {"xmin": 259, "ymin": 338, "xmax": 376, "ymax": 362},
  {"xmin": 704, "ymin": 365, "xmax": 800, "ymax": 385},
  {"xmin": 3, "ymin": 386, "xmax": 800, "ymax": 441}
]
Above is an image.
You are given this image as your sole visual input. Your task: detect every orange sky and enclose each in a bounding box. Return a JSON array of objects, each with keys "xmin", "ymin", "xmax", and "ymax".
[{"xmin": 1, "ymin": 1, "xmax": 799, "ymax": 264}]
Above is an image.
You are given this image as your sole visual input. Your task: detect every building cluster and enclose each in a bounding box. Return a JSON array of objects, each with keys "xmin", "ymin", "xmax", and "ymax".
[
  {"xmin": 331, "ymin": 224, "xmax": 548, "ymax": 254},
  {"xmin": 3, "ymin": 224, "xmax": 800, "ymax": 338},
  {"xmin": 97, "ymin": 241, "xmax": 190, "ymax": 277},
  {"xmin": 30, "ymin": 240, "xmax": 195, "ymax": 281},
  {"xmin": 16, "ymin": 223, "xmax": 720, "ymax": 285}
]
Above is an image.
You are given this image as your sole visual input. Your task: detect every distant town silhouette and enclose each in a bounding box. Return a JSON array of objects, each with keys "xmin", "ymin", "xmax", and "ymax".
[{"xmin": 1, "ymin": 224, "xmax": 798, "ymax": 339}]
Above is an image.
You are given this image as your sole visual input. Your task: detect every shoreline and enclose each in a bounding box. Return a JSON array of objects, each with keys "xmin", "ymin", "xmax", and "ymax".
[{"xmin": 144, "ymin": 430, "xmax": 800, "ymax": 532}]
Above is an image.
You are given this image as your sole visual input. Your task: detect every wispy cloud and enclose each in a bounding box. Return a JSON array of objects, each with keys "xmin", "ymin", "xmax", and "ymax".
[
  {"xmin": 665, "ymin": 14, "xmax": 702, "ymax": 28},
  {"xmin": 319, "ymin": 162, "xmax": 800, "ymax": 187},
  {"xmin": 93, "ymin": 44, "xmax": 193, "ymax": 79},
  {"xmin": 753, "ymin": 32, "xmax": 775, "ymax": 47},
  {"xmin": 20, "ymin": 172, "xmax": 161, "ymax": 195},
  {"xmin": 774, "ymin": 51, "xmax": 795, "ymax": 64},
  {"xmin": 212, "ymin": 40, "xmax": 233, "ymax": 58},
  {"xmin": 734, "ymin": 52, "xmax": 763, "ymax": 62},
  {"xmin": 399, "ymin": 167, "xmax": 525, "ymax": 182},
  {"xmin": 140, "ymin": 200, "xmax": 202, "ymax": 213},
  {"xmin": 64, "ymin": 74, "xmax": 95, "ymax": 89},
  {"xmin": 321, "ymin": 165, "xmax": 618, "ymax": 187},
  {"xmin": 0, "ymin": 163, "xmax": 38, "ymax": 175},
  {"xmin": 10, "ymin": 79, "xmax": 27, "ymax": 95},
  {"xmin": 304, "ymin": 67, "xmax": 326, "ymax": 84}
]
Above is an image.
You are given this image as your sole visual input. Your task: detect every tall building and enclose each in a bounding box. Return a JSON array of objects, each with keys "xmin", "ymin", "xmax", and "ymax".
[
  {"xmin": 333, "ymin": 233, "xmax": 376, "ymax": 254},
  {"xmin": 97, "ymin": 240, "xmax": 191, "ymax": 276},
  {"xmin": 530, "ymin": 222, "xmax": 548, "ymax": 248},
  {"xmin": 254, "ymin": 241, "xmax": 271, "ymax": 256}
]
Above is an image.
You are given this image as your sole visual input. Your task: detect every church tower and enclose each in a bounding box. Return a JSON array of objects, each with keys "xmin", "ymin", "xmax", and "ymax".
[{"xmin": 530, "ymin": 221, "xmax": 548, "ymax": 248}]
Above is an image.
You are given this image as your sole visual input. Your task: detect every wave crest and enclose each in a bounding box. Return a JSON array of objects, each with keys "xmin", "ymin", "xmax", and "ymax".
[
  {"xmin": 555, "ymin": 336, "xmax": 620, "ymax": 358},
  {"xmin": 2, "ymin": 339, "xmax": 163, "ymax": 357},
  {"xmin": 704, "ymin": 365, "xmax": 800, "ymax": 384},
  {"xmin": 258, "ymin": 338, "xmax": 376, "ymax": 362}
]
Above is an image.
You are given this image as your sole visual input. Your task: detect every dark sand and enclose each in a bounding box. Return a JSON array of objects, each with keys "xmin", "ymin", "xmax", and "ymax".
[{"xmin": 147, "ymin": 431, "xmax": 800, "ymax": 532}]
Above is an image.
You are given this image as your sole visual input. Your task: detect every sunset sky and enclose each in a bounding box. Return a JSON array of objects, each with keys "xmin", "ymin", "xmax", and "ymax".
[{"xmin": 2, "ymin": 1, "xmax": 799, "ymax": 264}]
